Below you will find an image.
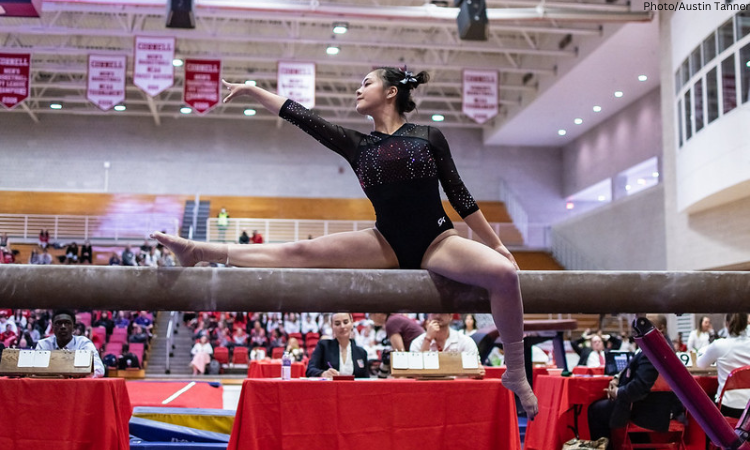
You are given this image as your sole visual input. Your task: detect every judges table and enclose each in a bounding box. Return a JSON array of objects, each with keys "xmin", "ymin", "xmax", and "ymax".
[
  {"xmin": 228, "ymin": 378, "xmax": 521, "ymax": 450},
  {"xmin": 0, "ymin": 377, "xmax": 132, "ymax": 450},
  {"xmin": 525, "ymin": 374, "xmax": 719, "ymax": 450},
  {"xmin": 247, "ymin": 360, "xmax": 306, "ymax": 379}
]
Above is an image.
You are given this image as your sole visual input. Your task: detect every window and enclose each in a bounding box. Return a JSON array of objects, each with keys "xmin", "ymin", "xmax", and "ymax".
[
  {"xmin": 706, "ymin": 67, "xmax": 719, "ymax": 123},
  {"xmin": 722, "ymin": 55, "xmax": 737, "ymax": 114},
  {"xmin": 737, "ymin": 11, "xmax": 750, "ymax": 40},
  {"xmin": 617, "ymin": 157, "xmax": 660, "ymax": 198},
  {"xmin": 675, "ymin": 68, "xmax": 682, "ymax": 94},
  {"xmin": 741, "ymin": 43, "xmax": 750, "ymax": 104},
  {"xmin": 684, "ymin": 89, "xmax": 692, "ymax": 140},
  {"xmin": 677, "ymin": 98, "xmax": 684, "ymax": 148},
  {"xmin": 694, "ymin": 79, "xmax": 704, "ymax": 133},
  {"xmin": 681, "ymin": 59, "xmax": 690, "ymax": 88},
  {"xmin": 718, "ymin": 19, "xmax": 734, "ymax": 53},
  {"xmin": 566, "ymin": 178, "xmax": 612, "ymax": 214},
  {"xmin": 690, "ymin": 46, "xmax": 702, "ymax": 77},
  {"xmin": 703, "ymin": 32, "xmax": 717, "ymax": 65}
]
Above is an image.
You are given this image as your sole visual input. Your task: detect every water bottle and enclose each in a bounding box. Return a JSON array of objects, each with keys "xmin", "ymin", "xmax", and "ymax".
[{"xmin": 281, "ymin": 352, "xmax": 292, "ymax": 381}]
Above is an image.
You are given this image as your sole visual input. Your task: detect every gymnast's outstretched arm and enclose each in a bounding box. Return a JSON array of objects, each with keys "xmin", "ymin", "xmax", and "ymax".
[{"xmin": 221, "ymin": 79, "xmax": 286, "ymax": 114}]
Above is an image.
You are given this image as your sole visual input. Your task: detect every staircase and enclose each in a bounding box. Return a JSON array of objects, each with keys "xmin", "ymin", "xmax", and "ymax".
[
  {"xmin": 180, "ymin": 200, "xmax": 211, "ymax": 241},
  {"xmin": 146, "ymin": 312, "xmax": 195, "ymax": 376}
]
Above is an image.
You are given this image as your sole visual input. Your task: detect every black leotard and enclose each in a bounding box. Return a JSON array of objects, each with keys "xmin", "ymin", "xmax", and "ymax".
[{"xmin": 280, "ymin": 100, "xmax": 479, "ymax": 269}]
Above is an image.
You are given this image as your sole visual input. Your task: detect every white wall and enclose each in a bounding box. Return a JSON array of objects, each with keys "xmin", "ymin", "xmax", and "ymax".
[{"xmin": 0, "ymin": 112, "xmax": 564, "ymax": 223}]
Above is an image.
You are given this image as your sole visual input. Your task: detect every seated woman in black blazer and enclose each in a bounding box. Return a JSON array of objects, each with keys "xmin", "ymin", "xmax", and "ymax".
[{"xmin": 306, "ymin": 313, "xmax": 369, "ymax": 379}]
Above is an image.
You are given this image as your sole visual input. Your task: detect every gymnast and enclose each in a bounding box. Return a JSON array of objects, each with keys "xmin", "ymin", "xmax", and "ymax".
[{"xmin": 152, "ymin": 67, "xmax": 538, "ymax": 419}]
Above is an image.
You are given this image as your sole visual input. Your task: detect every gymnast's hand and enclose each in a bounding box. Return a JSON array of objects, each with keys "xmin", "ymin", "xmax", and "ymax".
[
  {"xmin": 222, "ymin": 79, "xmax": 250, "ymax": 103},
  {"xmin": 494, "ymin": 244, "xmax": 519, "ymax": 271}
]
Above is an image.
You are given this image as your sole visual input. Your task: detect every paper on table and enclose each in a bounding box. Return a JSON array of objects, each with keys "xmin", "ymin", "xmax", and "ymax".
[
  {"xmin": 17, "ymin": 350, "xmax": 35, "ymax": 368},
  {"xmin": 461, "ymin": 352, "xmax": 479, "ymax": 369},
  {"xmin": 34, "ymin": 351, "xmax": 51, "ymax": 368},
  {"xmin": 423, "ymin": 352, "xmax": 440, "ymax": 370},
  {"xmin": 74, "ymin": 350, "xmax": 92, "ymax": 367},
  {"xmin": 392, "ymin": 352, "xmax": 409, "ymax": 369},
  {"xmin": 408, "ymin": 352, "xmax": 424, "ymax": 370}
]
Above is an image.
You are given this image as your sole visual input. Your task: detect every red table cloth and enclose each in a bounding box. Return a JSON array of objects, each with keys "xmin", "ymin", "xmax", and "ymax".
[
  {"xmin": 227, "ymin": 378, "xmax": 521, "ymax": 450},
  {"xmin": 247, "ymin": 360, "xmax": 306, "ymax": 379},
  {"xmin": 525, "ymin": 374, "xmax": 719, "ymax": 450},
  {"xmin": 0, "ymin": 378, "xmax": 132, "ymax": 450}
]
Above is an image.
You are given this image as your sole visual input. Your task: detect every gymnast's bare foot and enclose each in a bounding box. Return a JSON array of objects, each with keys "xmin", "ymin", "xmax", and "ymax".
[
  {"xmin": 150, "ymin": 232, "xmax": 202, "ymax": 267},
  {"xmin": 502, "ymin": 371, "xmax": 539, "ymax": 420}
]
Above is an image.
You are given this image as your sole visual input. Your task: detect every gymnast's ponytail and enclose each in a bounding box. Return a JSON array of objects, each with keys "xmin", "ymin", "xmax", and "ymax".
[{"xmin": 376, "ymin": 67, "xmax": 430, "ymax": 115}]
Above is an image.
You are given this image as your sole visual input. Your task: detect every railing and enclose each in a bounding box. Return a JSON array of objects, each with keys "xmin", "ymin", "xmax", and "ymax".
[
  {"xmin": 550, "ymin": 229, "xmax": 599, "ymax": 270},
  {"xmin": 165, "ymin": 311, "xmax": 177, "ymax": 375},
  {"xmin": 206, "ymin": 217, "xmax": 538, "ymax": 247},
  {"xmin": 0, "ymin": 213, "xmax": 180, "ymax": 244},
  {"xmin": 498, "ymin": 178, "xmax": 529, "ymax": 243}
]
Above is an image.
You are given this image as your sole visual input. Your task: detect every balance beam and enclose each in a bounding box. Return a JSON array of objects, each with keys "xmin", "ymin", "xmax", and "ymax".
[{"xmin": 0, "ymin": 266, "xmax": 747, "ymax": 313}]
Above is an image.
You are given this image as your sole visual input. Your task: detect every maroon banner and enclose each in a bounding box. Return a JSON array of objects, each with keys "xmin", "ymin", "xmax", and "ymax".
[
  {"xmin": 0, "ymin": 53, "xmax": 30, "ymax": 110},
  {"xmin": 0, "ymin": 0, "xmax": 42, "ymax": 17},
  {"xmin": 184, "ymin": 58, "xmax": 221, "ymax": 115}
]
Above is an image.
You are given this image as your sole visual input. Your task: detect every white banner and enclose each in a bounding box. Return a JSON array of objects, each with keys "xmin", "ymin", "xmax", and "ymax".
[
  {"xmin": 462, "ymin": 69, "xmax": 498, "ymax": 124},
  {"xmin": 133, "ymin": 36, "xmax": 175, "ymax": 97},
  {"xmin": 87, "ymin": 54, "xmax": 126, "ymax": 111},
  {"xmin": 277, "ymin": 61, "xmax": 315, "ymax": 109}
]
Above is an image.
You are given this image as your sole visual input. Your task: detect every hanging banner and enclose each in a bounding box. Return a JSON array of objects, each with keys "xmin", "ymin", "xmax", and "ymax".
[
  {"xmin": 87, "ymin": 54, "xmax": 126, "ymax": 111},
  {"xmin": 133, "ymin": 36, "xmax": 175, "ymax": 97},
  {"xmin": 0, "ymin": 53, "xmax": 30, "ymax": 109},
  {"xmin": 184, "ymin": 58, "xmax": 221, "ymax": 115},
  {"xmin": 462, "ymin": 69, "xmax": 498, "ymax": 124},
  {"xmin": 277, "ymin": 61, "xmax": 315, "ymax": 109}
]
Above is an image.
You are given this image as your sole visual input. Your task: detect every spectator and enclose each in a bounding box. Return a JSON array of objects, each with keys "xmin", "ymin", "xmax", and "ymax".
[
  {"xmin": 0, "ymin": 232, "xmax": 10, "ymax": 250},
  {"xmin": 190, "ymin": 335, "xmax": 213, "ymax": 375},
  {"xmin": 301, "ymin": 314, "xmax": 320, "ymax": 335},
  {"xmin": 249, "ymin": 320, "xmax": 268, "ymax": 349},
  {"xmin": 129, "ymin": 324, "xmax": 149, "ymax": 345},
  {"xmin": 673, "ymin": 332, "xmax": 687, "ymax": 352},
  {"xmin": 114, "ymin": 311, "xmax": 130, "ymax": 329},
  {"xmin": 376, "ymin": 313, "xmax": 424, "ymax": 352},
  {"xmin": 134, "ymin": 311, "xmax": 153, "ymax": 334},
  {"xmin": 572, "ymin": 334, "xmax": 609, "ymax": 368},
  {"xmin": 306, "ymin": 313, "xmax": 369, "ymax": 379},
  {"xmin": 28, "ymin": 248, "xmax": 40, "ymax": 264},
  {"xmin": 716, "ymin": 314, "xmax": 732, "ymax": 339},
  {"xmin": 283, "ymin": 313, "xmax": 300, "ymax": 335},
  {"xmin": 239, "ymin": 229, "xmax": 250, "ymax": 244},
  {"xmin": 93, "ymin": 311, "xmax": 115, "ymax": 335},
  {"xmin": 459, "ymin": 313, "xmax": 478, "ymax": 337},
  {"xmin": 35, "ymin": 309, "xmax": 104, "ymax": 378},
  {"xmin": 139, "ymin": 239, "xmax": 152, "ymax": 254},
  {"xmin": 233, "ymin": 327, "xmax": 248, "ymax": 347},
  {"xmin": 121, "ymin": 245, "xmax": 136, "ymax": 266},
  {"xmin": 697, "ymin": 313, "xmax": 750, "ymax": 418},
  {"xmin": 410, "ymin": 313, "xmax": 480, "ymax": 354},
  {"xmin": 251, "ymin": 230, "xmax": 264, "ymax": 244},
  {"xmin": 158, "ymin": 248, "xmax": 175, "ymax": 267},
  {"xmin": 588, "ymin": 321, "xmax": 680, "ymax": 445},
  {"xmin": 38, "ymin": 229, "xmax": 49, "ymax": 249},
  {"xmin": 65, "ymin": 242, "xmax": 79, "ymax": 264},
  {"xmin": 118, "ymin": 344, "xmax": 141, "ymax": 370},
  {"xmin": 38, "ymin": 247, "xmax": 53, "ymax": 265},
  {"xmin": 0, "ymin": 311, "xmax": 18, "ymax": 347},
  {"xmin": 80, "ymin": 241, "xmax": 93, "ymax": 264},
  {"xmin": 108, "ymin": 251, "xmax": 121, "ymax": 266},
  {"xmin": 143, "ymin": 247, "xmax": 159, "ymax": 267},
  {"xmin": 217, "ymin": 207, "xmax": 229, "ymax": 242},
  {"xmin": 268, "ymin": 328, "xmax": 287, "ymax": 352},
  {"xmin": 687, "ymin": 315, "xmax": 713, "ymax": 352}
]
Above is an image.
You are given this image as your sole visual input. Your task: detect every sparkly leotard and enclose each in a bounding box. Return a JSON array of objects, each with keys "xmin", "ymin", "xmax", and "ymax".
[{"xmin": 280, "ymin": 100, "xmax": 478, "ymax": 269}]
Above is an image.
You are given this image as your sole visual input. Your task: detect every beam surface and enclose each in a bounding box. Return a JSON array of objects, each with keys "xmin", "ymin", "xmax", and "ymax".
[{"xmin": 0, "ymin": 266, "xmax": 747, "ymax": 314}]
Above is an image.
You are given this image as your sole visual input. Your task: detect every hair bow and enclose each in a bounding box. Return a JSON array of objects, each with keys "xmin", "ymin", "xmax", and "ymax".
[{"xmin": 400, "ymin": 71, "xmax": 418, "ymax": 85}]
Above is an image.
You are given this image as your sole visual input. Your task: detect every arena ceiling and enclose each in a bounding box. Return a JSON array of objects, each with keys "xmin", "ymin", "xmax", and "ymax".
[{"xmin": 0, "ymin": 0, "xmax": 657, "ymax": 146}]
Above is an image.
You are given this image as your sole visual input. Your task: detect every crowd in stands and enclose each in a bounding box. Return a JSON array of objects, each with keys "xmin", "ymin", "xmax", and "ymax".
[
  {"xmin": 0, "ymin": 308, "xmax": 154, "ymax": 375},
  {"xmin": 184, "ymin": 311, "xmax": 486, "ymax": 375}
]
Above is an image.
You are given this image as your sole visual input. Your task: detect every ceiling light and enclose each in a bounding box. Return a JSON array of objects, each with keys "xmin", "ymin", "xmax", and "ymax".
[
  {"xmin": 746, "ymin": 60, "xmax": 750, "ymax": 67},
  {"xmin": 625, "ymin": 184, "xmax": 632, "ymax": 191},
  {"xmin": 614, "ymin": 91, "xmax": 624, "ymax": 98},
  {"xmin": 180, "ymin": 107, "xmax": 192, "ymax": 114},
  {"xmin": 652, "ymin": 171, "xmax": 659, "ymax": 178},
  {"xmin": 574, "ymin": 118, "xmax": 583, "ymax": 125},
  {"xmin": 593, "ymin": 105, "xmax": 602, "ymax": 112},
  {"xmin": 114, "ymin": 105, "xmax": 126, "ymax": 112},
  {"xmin": 326, "ymin": 45, "xmax": 340, "ymax": 56},
  {"xmin": 598, "ymin": 195, "xmax": 606, "ymax": 202},
  {"xmin": 172, "ymin": 59, "xmax": 184, "ymax": 67},
  {"xmin": 50, "ymin": 103, "xmax": 62, "ymax": 110},
  {"xmin": 566, "ymin": 202, "xmax": 575, "ymax": 210},
  {"xmin": 333, "ymin": 23, "xmax": 348, "ymax": 34},
  {"xmin": 638, "ymin": 75, "xmax": 648, "ymax": 82},
  {"xmin": 243, "ymin": 109, "xmax": 256, "ymax": 116},
  {"xmin": 637, "ymin": 178, "xmax": 646, "ymax": 185},
  {"xmin": 558, "ymin": 129, "xmax": 567, "ymax": 136},
  {"xmin": 431, "ymin": 114, "xmax": 445, "ymax": 122},
  {"xmin": 244, "ymin": 80, "xmax": 257, "ymax": 86}
]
